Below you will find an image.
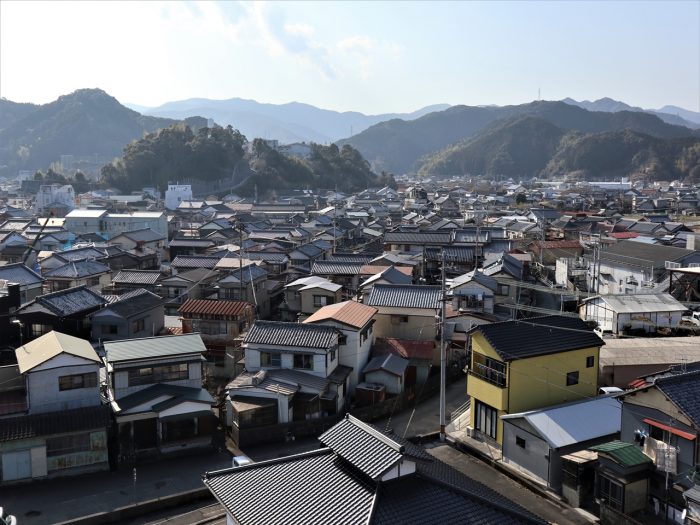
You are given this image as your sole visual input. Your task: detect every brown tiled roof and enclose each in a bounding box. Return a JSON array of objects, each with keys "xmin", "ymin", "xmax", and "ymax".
[
  {"xmin": 373, "ymin": 338, "xmax": 434, "ymax": 360},
  {"xmin": 359, "ymin": 265, "xmax": 413, "ymax": 276},
  {"xmin": 303, "ymin": 300, "xmax": 377, "ymax": 329},
  {"xmin": 179, "ymin": 299, "xmax": 252, "ymax": 318}
]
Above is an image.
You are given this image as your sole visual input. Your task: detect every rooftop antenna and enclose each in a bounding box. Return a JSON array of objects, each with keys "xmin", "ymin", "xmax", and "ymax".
[{"xmin": 538, "ymin": 87, "xmax": 541, "ymax": 101}]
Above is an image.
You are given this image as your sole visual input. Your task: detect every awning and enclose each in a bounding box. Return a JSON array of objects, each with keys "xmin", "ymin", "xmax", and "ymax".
[{"xmin": 644, "ymin": 418, "xmax": 696, "ymax": 441}]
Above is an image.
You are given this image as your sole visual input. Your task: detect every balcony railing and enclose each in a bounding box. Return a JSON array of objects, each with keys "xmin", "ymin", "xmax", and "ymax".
[{"xmin": 470, "ymin": 363, "xmax": 507, "ymax": 388}]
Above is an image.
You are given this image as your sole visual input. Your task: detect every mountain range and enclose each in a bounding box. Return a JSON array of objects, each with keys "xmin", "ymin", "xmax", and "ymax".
[
  {"xmin": 339, "ymin": 100, "xmax": 700, "ymax": 175},
  {"xmin": 131, "ymin": 98, "xmax": 451, "ymax": 144},
  {"xmin": 0, "ymin": 89, "xmax": 206, "ymax": 177},
  {"xmin": 561, "ymin": 97, "xmax": 700, "ymax": 128}
]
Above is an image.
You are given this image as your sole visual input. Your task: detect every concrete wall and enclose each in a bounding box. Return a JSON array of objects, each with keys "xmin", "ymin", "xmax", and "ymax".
[
  {"xmin": 245, "ymin": 347, "xmax": 333, "ymax": 379},
  {"xmin": 364, "ymin": 370, "xmax": 402, "ymax": 395},
  {"xmin": 371, "ymin": 306, "xmax": 438, "ymax": 342},
  {"xmin": 502, "ymin": 419, "xmax": 550, "ymax": 485}
]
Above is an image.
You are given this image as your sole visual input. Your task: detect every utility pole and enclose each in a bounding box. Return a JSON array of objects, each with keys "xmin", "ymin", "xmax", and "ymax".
[{"xmin": 439, "ymin": 250, "xmax": 447, "ymax": 441}]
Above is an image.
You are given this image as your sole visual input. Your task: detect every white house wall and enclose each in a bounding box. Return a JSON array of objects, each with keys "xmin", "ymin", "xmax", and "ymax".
[{"xmin": 28, "ymin": 363, "xmax": 101, "ymax": 414}]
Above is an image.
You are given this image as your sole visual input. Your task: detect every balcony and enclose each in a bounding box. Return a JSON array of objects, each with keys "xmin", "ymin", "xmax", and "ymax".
[{"xmin": 467, "ymin": 371, "xmax": 508, "ymax": 411}]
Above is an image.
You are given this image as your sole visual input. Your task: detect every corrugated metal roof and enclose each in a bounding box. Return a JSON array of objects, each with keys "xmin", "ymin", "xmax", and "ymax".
[
  {"xmin": 244, "ymin": 321, "xmax": 338, "ymax": 350},
  {"xmin": 105, "ymin": 333, "xmax": 207, "ymax": 363},
  {"xmin": 589, "ymin": 293, "xmax": 686, "ymax": 314},
  {"xmin": 501, "ymin": 397, "xmax": 621, "ymax": 449},
  {"xmin": 366, "ymin": 284, "xmax": 442, "ymax": 309},
  {"xmin": 590, "ymin": 441, "xmax": 652, "ymax": 468},
  {"xmin": 15, "ymin": 330, "xmax": 100, "ymax": 374},
  {"xmin": 179, "ymin": 299, "xmax": 252, "ymax": 317},
  {"xmin": 384, "ymin": 232, "xmax": 452, "ymax": 245},
  {"xmin": 304, "ymin": 301, "xmax": 377, "ymax": 329},
  {"xmin": 312, "ymin": 261, "xmax": 365, "ymax": 275},
  {"xmin": 204, "ymin": 449, "xmax": 376, "ymax": 525}
]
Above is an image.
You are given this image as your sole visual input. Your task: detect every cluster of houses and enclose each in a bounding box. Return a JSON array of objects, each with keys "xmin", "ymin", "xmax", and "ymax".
[{"xmin": 2, "ymin": 175, "xmax": 700, "ymax": 524}]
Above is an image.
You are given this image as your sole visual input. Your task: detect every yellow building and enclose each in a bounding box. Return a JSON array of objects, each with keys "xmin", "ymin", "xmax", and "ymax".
[{"xmin": 467, "ymin": 315, "xmax": 604, "ymax": 445}]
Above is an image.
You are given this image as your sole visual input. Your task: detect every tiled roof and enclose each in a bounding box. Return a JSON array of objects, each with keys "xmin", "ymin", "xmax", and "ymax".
[
  {"xmin": 171, "ymin": 255, "xmax": 221, "ymax": 269},
  {"xmin": 97, "ymin": 289, "xmax": 163, "ymax": 318},
  {"xmin": 244, "ymin": 321, "xmax": 338, "ymax": 350},
  {"xmin": 590, "ymin": 440, "xmax": 652, "ymax": 468},
  {"xmin": 471, "ymin": 315, "xmax": 604, "ymax": 361},
  {"xmin": 384, "ymin": 232, "xmax": 452, "ymax": 245},
  {"xmin": 116, "ymin": 383, "xmax": 213, "ymax": 411},
  {"xmin": 0, "ymin": 263, "xmax": 44, "ymax": 285},
  {"xmin": 44, "ymin": 259, "xmax": 110, "ymax": 278},
  {"xmin": 366, "ymin": 284, "xmax": 442, "ymax": 309},
  {"xmin": 105, "ymin": 333, "xmax": 206, "ymax": 363},
  {"xmin": 655, "ymin": 369, "xmax": 700, "ymax": 428},
  {"xmin": 112, "ymin": 269, "xmax": 162, "ymax": 285},
  {"xmin": 360, "ymin": 265, "xmax": 413, "ymax": 277},
  {"xmin": 168, "ymin": 239, "xmax": 215, "ymax": 248},
  {"xmin": 118, "ymin": 228, "xmax": 165, "ymax": 242},
  {"xmin": 312, "ymin": 261, "xmax": 365, "ymax": 275},
  {"xmin": 303, "ymin": 301, "xmax": 377, "ymax": 329},
  {"xmin": 0, "ymin": 404, "xmax": 111, "ymax": 441},
  {"xmin": 179, "ymin": 299, "xmax": 252, "ymax": 318},
  {"xmin": 425, "ymin": 246, "xmax": 476, "ymax": 263},
  {"xmin": 25, "ymin": 285, "xmax": 107, "ymax": 316},
  {"xmin": 600, "ymin": 240, "xmax": 693, "ymax": 267}
]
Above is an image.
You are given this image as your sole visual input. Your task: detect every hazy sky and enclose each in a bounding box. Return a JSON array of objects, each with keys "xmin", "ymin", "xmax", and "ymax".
[{"xmin": 1, "ymin": 1, "xmax": 699, "ymax": 113}]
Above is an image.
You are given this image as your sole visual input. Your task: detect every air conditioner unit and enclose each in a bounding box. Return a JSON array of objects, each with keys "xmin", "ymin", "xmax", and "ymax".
[{"xmin": 641, "ymin": 281, "xmax": 654, "ymax": 288}]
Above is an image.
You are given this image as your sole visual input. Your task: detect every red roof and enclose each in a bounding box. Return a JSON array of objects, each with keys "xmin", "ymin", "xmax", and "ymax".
[
  {"xmin": 373, "ymin": 338, "xmax": 434, "ymax": 361},
  {"xmin": 607, "ymin": 232, "xmax": 640, "ymax": 239},
  {"xmin": 179, "ymin": 299, "xmax": 252, "ymax": 317}
]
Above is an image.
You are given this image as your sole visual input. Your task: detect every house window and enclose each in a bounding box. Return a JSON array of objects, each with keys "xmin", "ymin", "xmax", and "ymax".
[
  {"xmin": 597, "ymin": 475, "xmax": 623, "ymax": 511},
  {"xmin": 391, "ymin": 315, "xmax": 409, "ymax": 325},
  {"xmin": 108, "ymin": 325, "xmax": 119, "ymax": 335},
  {"xmin": 330, "ymin": 349, "xmax": 336, "ymax": 362},
  {"xmin": 313, "ymin": 295, "xmax": 329, "ymax": 307},
  {"xmin": 338, "ymin": 335, "xmax": 347, "ymax": 346},
  {"xmin": 87, "ymin": 277, "xmax": 100, "ymax": 287},
  {"xmin": 586, "ymin": 356, "xmax": 595, "ymax": 368},
  {"xmin": 46, "ymin": 433, "xmax": 92, "ymax": 457},
  {"xmin": 128, "ymin": 363, "xmax": 188, "ymax": 386},
  {"xmin": 31, "ymin": 323, "xmax": 52, "ymax": 338},
  {"xmin": 474, "ymin": 400, "xmax": 498, "ymax": 439},
  {"xmin": 497, "ymin": 284, "xmax": 510, "ymax": 296},
  {"xmin": 260, "ymin": 352, "xmax": 281, "ymax": 367},
  {"xmin": 566, "ymin": 371, "xmax": 579, "ymax": 386},
  {"xmin": 293, "ymin": 354, "xmax": 313, "ymax": 370},
  {"xmin": 132, "ymin": 318, "xmax": 146, "ymax": 332},
  {"xmin": 59, "ymin": 372, "xmax": 97, "ymax": 391},
  {"xmin": 516, "ymin": 436, "xmax": 526, "ymax": 448}
]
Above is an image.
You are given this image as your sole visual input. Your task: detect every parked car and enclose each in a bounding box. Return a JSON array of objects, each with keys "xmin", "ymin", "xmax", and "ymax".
[
  {"xmin": 681, "ymin": 310, "xmax": 700, "ymax": 326},
  {"xmin": 232, "ymin": 455, "xmax": 253, "ymax": 467}
]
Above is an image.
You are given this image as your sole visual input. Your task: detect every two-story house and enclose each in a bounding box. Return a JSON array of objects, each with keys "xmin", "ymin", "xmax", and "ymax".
[
  {"xmin": 179, "ymin": 299, "xmax": 255, "ymax": 377},
  {"xmin": 364, "ymin": 284, "xmax": 442, "ymax": 350},
  {"xmin": 90, "ymin": 289, "xmax": 165, "ymax": 342},
  {"xmin": 467, "ymin": 315, "xmax": 604, "ymax": 445},
  {"xmin": 303, "ymin": 301, "xmax": 378, "ymax": 393},
  {"xmin": 42, "ymin": 259, "xmax": 111, "ymax": 293},
  {"xmin": 0, "ymin": 331, "xmax": 110, "ymax": 483},
  {"xmin": 215, "ymin": 264, "xmax": 276, "ymax": 318},
  {"xmin": 227, "ymin": 321, "xmax": 345, "ymax": 446},
  {"xmin": 104, "ymin": 333, "xmax": 214, "ymax": 461}
]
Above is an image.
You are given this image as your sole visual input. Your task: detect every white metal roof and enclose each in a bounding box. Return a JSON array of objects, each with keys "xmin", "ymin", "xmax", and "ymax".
[
  {"xmin": 501, "ymin": 396, "xmax": 621, "ymax": 449},
  {"xmin": 584, "ymin": 293, "xmax": 686, "ymax": 314}
]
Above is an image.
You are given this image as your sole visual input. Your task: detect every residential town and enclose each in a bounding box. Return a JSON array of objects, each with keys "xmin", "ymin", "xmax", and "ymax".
[{"xmin": 3, "ymin": 175, "xmax": 700, "ymax": 525}]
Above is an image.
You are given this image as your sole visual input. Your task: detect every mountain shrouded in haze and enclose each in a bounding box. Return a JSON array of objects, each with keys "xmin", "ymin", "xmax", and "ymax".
[
  {"xmin": 340, "ymin": 100, "xmax": 699, "ymax": 175},
  {"xmin": 417, "ymin": 116, "xmax": 700, "ymax": 182},
  {"xmin": 0, "ymin": 89, "xmax": 206, "ymax": 176},
  {"xmin": 133, "ymin": 98, "xmax": 451, "ymax": 145},
  {"xmin": 561, "ymin": 97, "xmax": 700, "ymax": 129}
]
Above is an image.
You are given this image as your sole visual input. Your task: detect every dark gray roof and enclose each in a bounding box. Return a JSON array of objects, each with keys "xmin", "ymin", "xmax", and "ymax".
[
  {"xmin": 23, "ymin": 285, "xmax": 107, "ymax": 316},
  {"xmin": 205, "ymin": 449, "xmax": 376, "ymax": 525},
  {"xmin": 425, "ymin": 246, "xmax": 475, "ymax": 263},
  {"xmin": 655, "ymin": 370, "xmax": 700, "ymax": 428},
  {"xmin": 168, "ymin": 239, "xmax": 215, "ymax": 248},
  {"xmin": 366, "ymin": 284, "xmax": 442, "ymax": 309},
  {"xmin": 112, "ymin": 269, "xmax": 162, "ymax": 285},
  {"xmin": 44, "ymin": 259, "xmax": 110, "ymax": 278},
  {"xmin": 363, "ymin": 354, "xmax": 409, "ymax": 377},
  {"xmin": 203, "ymin": 414, "xmax": 546, "ymax": 525},
  {"xmin": 471, "ymin": 315, "xmax": 604, "ymax": 361},
  {"xmin": 325, "ymin": 254, "xmax": 374, "ymax": 264},
  {"xmin": 244, "ymin": 321, "xmax": 338, "ymax": 350},
  {"xmin": 117, "ymin": 383, "xmax": 213, "ymax": 411},
  {"xmin": 96, "ymin": 289, "xmax": 163, "ymax": 319},
  {"xmin": 384, "ymin": 232, "xmax": 451, "ymax": 245},
  {"xmin": 117, "ymin": 228, "xmax": 165, "ymax": 242},
  {"xmin": 171, "ymin": 255, "xmax": 221, "ymax": 269},
  {"xmin": 0, "ymin": 404, "xmax": 111, "ymax": 442},
  {"xmin": 57, "ymin": 247, "xmax": 107, "ymax": 262},
  {"xmin": 312, "ymin": 261, "xmax": 365, "ymax": 275},
  {"xmin": 0, "ymin": 263, "xmax": 44, "ymax": 285},
  {"xmin": 600, "ymin": 240, "xmax": 695, "ymax": 267}
]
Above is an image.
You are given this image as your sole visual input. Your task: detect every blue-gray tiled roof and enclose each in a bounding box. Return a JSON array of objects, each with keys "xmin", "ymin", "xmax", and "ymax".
[
  {"xmin": 244, "ymin": 321, "xmax": 338, "ymax": 350},
  {"xmin": 366, "ymin": 284, "xmax": 441, "ymax": 309}
]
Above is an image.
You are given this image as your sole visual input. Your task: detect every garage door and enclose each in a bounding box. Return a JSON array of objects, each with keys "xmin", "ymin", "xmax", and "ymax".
[{"xmin": 2, "ymin": 450, "xmax": 31, "ymax": 481}]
